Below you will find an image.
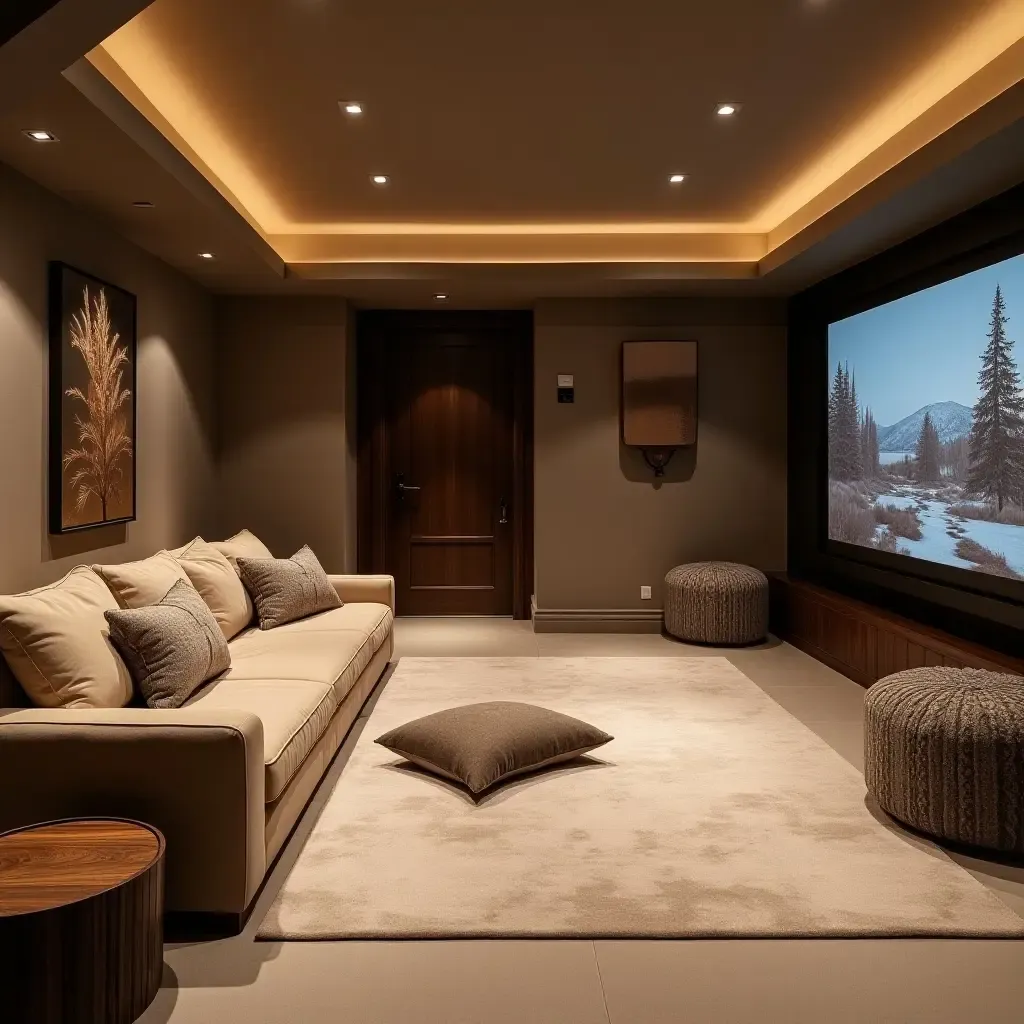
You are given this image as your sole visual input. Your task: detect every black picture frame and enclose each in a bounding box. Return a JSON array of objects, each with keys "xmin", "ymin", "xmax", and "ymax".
[{"xmin": 48, "ymin": 261, "xmax": 138, "ymax": 534}]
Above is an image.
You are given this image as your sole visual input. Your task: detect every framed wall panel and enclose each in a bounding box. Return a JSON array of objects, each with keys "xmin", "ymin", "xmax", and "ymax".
[{"xmin": 621, "ymin": 340, "xmax": 697, "ymax": 475}]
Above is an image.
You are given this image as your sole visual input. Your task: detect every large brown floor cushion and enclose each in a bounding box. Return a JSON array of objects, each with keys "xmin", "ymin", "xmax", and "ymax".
[{"xmin": 865, "ymin": 667, "xmax": 1024, "ymax": 854}]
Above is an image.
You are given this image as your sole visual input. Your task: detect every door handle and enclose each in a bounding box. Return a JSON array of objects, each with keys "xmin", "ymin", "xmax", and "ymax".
[
  {"xmin": 499, "ymin": 498, "xmax": 509, "ymax": 525},
  {"xmin": 395, "ymin": 474, "xmax": 421, "ymax": 500}
]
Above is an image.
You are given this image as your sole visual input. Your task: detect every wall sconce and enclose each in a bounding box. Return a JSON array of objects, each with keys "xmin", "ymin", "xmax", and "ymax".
[{"xmin": 621, "ymin": 341, "xmax": 697, "ymax": 476}]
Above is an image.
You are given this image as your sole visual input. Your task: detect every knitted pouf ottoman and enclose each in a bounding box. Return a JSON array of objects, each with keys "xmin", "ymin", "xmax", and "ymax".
[
  {"xmin": 663, "ymin": 562, "xmax": 768, "ymax": 645},
  {"xmin": 865, "ymin": 667, "xmax": 1024, "ymax": 854}
]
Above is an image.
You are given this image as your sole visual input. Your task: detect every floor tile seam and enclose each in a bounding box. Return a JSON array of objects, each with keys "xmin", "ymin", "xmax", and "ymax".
[{"xmin": 590, "ymin": 940, "xmax": 614, "ymax": 1024}]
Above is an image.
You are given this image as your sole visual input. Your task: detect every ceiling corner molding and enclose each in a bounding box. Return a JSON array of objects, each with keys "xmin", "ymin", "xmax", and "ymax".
[
  {"xmin": 759, "ymin": 73, "xmax": 1024, "ymax": 280},
  {"xmin": 273, "ymin": 229, "xmax": 767, "ymax": 267},
  {"xmin": 63, "ymin": 54, "xmax": 286, "ymax": 279},
  {"xmin": 760, "ymin": 33, "xmax": 1024, "ymax": 273}
]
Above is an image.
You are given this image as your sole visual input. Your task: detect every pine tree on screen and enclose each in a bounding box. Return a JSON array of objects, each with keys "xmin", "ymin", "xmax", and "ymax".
[
  {"xmin": 915, "ymin": 411, "xmax": 941, "ymax": 482},
  {"xmin": 828, "ymin": 363, "xmax": 864, "ymax": 481},
  {"xmin": 828, "ymin": 362, "xmax": 844, "ymax": 478},
  {"xmin": 862, "ymin": 408, "xmax": 879, "ymax": 477},
  {"xmin": 846, "ymin": 373, "xmax": 863, "ymax": 480},
  {"xmin": 968, "ymin": 285, "xmax": 1024, "ymax": 511}
]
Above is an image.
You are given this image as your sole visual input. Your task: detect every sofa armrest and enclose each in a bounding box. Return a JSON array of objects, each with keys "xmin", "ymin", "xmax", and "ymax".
[
  {"xmin": 329, "ymin": 574, "xmax": 396, "ymax": 613},
  {"xmin": 0, "ymin": 707, "xmax": 266, "ymax": 916}
]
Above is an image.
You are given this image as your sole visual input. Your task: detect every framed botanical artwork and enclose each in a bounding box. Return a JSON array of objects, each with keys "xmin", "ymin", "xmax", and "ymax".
[{"xmin": 48, "ymin": 262, "xmax": 137, "ymax": 533}]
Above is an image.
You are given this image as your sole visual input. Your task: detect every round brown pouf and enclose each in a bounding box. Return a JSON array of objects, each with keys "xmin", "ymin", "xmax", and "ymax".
[
  {"xmin": 0, "ymin": 817, "xmax": 165, "ymax": 1024},
  {"xmin": 865, "ymin": 667, "xmax": 1024, "ymax": 854},
  {"xmin": 663, "ymin": 561, "xmax": 768, "ymax": 645}
]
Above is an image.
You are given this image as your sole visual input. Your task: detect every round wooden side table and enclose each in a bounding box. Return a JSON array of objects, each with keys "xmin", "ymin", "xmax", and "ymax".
[{"xmin": 0, "ymin": 817, "xmax": 165, "ymax": 1024}]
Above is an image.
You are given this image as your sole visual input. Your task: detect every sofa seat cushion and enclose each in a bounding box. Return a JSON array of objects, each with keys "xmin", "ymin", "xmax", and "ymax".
[
  {"xmin": 267, "ymin": 602, "xmax": 393, "ymax": 643},
  {"xmin": 228, "ymin": 603, "xmax": 393, "ymax": 703},
  {"xmin": 185, "ymin": 677, "xmax": 338, "ymax": 802}
]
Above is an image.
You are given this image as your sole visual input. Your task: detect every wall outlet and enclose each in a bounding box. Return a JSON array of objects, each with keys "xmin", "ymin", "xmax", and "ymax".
[{"xmin": 640, "ymin": 585, "xmax": 652, "ymax": 600}]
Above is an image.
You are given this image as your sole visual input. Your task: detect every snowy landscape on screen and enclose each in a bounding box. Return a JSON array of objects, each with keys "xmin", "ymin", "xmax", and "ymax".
[{"xmin": 827, "ymin": 252, "xmax": 1024, "ymax": 580}]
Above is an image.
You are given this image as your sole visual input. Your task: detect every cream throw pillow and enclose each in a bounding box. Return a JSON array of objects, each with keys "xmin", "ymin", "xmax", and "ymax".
[
  {"xmin": 92, "ymin": 551, "xmax": 191, "ymax": 609},
  {"xmin": 172, "ymin": 537, "xmax": 253, "ymax": 640},
  {"xmin": 211, "ymin": 529, "xmax": 273, "ymax": 574},
  {"xmin": 0, "ymin": 566, "xmax": 133, "ymax": 709}
]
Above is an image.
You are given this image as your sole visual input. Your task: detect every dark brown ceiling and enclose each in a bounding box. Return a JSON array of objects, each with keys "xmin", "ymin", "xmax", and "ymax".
[{"xmin": 114, "ymin": 0, "xmax": 1003, "ymax": 224}]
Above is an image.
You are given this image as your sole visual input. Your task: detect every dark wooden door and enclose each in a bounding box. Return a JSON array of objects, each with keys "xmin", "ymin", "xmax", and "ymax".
[{"xmin": 359, "ymin": 313, "xmax": 532, "ymax": 617}]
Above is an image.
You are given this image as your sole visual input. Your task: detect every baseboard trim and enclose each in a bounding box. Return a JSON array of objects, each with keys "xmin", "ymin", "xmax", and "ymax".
[{"xmin": 532, "ymin": 602, "xmax": 664, "ymax": 634}]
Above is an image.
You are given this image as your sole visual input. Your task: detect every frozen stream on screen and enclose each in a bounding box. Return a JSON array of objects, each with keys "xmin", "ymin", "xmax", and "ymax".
[{"xmin": 873, "ymin": 490, "xmax": 1024, "ymax": 576}]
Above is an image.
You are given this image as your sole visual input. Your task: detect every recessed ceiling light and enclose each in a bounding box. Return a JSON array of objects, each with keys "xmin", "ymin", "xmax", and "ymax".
[
  {"xmin": 341, "ymin": 101, "xmax": 363, "ymax": 116},
  {"xmin": 371, "ymin": 174, "xmax": 389, "ymax": 185},
  {"xmin": 24, "ymin": 129, "xmax": 57, "ymax": 142},
  {"xmin": 716, "ymin": 103, "xmax": 740, "ymax": 117},
  {"xmin": 434, "ymin": 293, "xmax": 449, "ymax": 301},
  {"xmin": 668, "ymin": 173, "xmax": 686, "ymax": 184},
  {"xmin": 132, "ymin": 200, "xmax": 155, "ymax": 209},
  {"xmin": 199, "ymin": 252, "xmax": 216, "ymax": 260}
]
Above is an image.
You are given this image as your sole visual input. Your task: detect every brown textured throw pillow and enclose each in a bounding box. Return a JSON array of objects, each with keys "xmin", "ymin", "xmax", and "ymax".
[
  {"xmin": 104, "ymin": 579, "xmax": 231, "ymax": 709},
  {"xmin": 236, "ymin": 545, "xmax": 342, "ymax": 630},
  {"xmin": 375, "ymin": 702, "xmax": 613, "ymax": 794}
]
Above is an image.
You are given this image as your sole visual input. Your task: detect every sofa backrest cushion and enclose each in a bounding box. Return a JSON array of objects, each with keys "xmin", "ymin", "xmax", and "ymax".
[
  {"xmin": 211, "ymin": 529, "xmax": 273, "ymax": 574},
  {"xmin": 0, "ymin": 566, "xmax": 133, "ymax": 709},
  {"xmin": 92, "ymin": 551, "xmax": 191, "ymax": 609},
  {"xmin": 172, "ymin": 537, "xmax": 253, "ymax": 641}
]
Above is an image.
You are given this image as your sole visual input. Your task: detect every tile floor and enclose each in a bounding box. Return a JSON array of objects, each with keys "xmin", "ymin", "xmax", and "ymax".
[{"xmin": 141, "ymin": 620, "xmax": 1024, "ymax": 1024}]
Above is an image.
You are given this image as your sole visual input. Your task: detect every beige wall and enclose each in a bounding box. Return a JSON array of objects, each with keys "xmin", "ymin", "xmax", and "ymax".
[
  {"xmin": 215, "ymin": 297, "xmax": 357, "ymax": 572},
  {"xmin": 534, "ymin": 298, "xmax": 787, "ymax": 618},
  {"xmin": 0, "ymin": 162, "xmax": 217, "ymax": 594}
]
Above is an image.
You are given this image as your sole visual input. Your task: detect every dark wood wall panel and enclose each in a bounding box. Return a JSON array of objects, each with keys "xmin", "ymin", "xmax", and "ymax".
[{"xmin": 770, "ymin": 574, "xmax": 1024, "ymax": 687}]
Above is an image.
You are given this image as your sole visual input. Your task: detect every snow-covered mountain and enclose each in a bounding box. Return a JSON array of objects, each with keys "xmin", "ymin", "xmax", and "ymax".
[{"xmin": 877, "ymin": 401, "xmax": 973, "ymax": 451}]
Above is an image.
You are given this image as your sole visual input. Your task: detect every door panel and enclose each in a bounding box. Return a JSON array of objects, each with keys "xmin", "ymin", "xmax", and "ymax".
[
  {"xmin": 387, "ymin": 331, "xmax": 515, "ymax": 615},
  {"xmin": 409, "ymin": 539, "xmax": 495, "ymax": 589}
]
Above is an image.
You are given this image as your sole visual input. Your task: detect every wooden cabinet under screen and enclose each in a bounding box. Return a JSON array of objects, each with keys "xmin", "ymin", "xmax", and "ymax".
[{"xmin": 621, "ymin": 341, "xmax": 697, "ymax": 475}]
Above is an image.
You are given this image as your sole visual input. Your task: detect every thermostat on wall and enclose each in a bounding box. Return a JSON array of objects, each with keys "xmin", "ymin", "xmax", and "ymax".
[{"xmin": 557, "ymin": 374, "xmax": 574, "ymax": 403}]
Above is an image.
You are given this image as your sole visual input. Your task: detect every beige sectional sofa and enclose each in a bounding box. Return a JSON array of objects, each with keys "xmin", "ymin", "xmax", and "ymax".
[{"xmin": 0, "ymin": 563, "xmax": 394, "ymax": 930}]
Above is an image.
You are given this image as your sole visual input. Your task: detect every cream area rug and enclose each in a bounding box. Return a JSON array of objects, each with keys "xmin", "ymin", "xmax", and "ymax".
[{"xmin": 257, "ymin": 657, "xmax": 1024, "ymax": 939}]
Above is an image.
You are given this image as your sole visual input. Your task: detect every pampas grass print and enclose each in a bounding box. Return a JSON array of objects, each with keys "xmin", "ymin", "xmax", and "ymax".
[{"xmin": 62, "ymin": 286, "xmax": 132, "ymax": 520}]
